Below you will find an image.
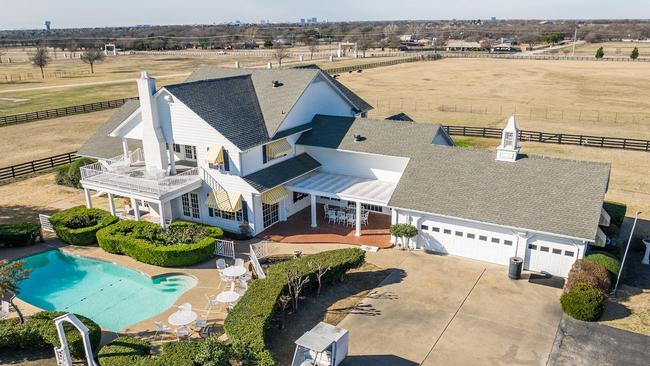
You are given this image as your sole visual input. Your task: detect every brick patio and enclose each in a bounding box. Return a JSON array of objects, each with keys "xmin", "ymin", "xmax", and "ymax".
[{"xmin": 258, "ymin": 204, "xmax": 393, "ymax": 248}]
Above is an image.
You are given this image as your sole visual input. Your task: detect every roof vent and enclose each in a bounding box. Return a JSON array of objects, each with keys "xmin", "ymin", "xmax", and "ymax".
[
  {"xmin": 353, "ymin": 134, "xmax": 365, "ymax": 143},
  {"xmin": 272, "ymin": 80, "xmax": 283, "ymax": 88}
]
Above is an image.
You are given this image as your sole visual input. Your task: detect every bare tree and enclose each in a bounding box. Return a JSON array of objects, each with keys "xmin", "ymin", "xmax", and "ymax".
[
  {"xmin": 0, "ymin": 47, "xmax": 5, "ymax": 64},
  {"xmin": 30, "ymin": 47, "xmax": 50, "ymax": 79},
  {"xmin": 272, "ymin": 44, "xmax": 290, "ymax": 68},
  {"xmin": 406, "ymin": 23, "xmax": 425, "ymax": 37},
  {"xmin": 310, "ymin": 261, "xmax": 331, "ymax": 297},
  {"xmin": 306, "ymin": 37, "xmax": 319, "ymax": 60},
  {"xmin": 286, "ymin": 270, "xmax": 310, "ymax": 312},
  {"xmin": 80, "ymin": 48, "xmax": 105, "ymax": 73},
  {"xmin": 383, "ymin": 23, "xmax": 399, "ymax": 38},
  {"xmin": 0, "ymin": 260, "xmax": 32, "ymax": 323},
  {"xmin": 245, "ymin": 26, "xmax": 258, "ymax": 42}
]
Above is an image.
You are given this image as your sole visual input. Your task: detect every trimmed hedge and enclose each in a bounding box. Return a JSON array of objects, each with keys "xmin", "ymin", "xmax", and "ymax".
[
  {"xmin": 98, "ymin": 336, "xmax": 150, "ymax": 366},
  {"xmin": 560, "ymin": 283, "xmax": 605, "ymax": 321},
  {"xmin": 50, "ymin": 206, "xmax": 118, "ymax": 246},
  {"xmin": 0, "ymin": 311, "xmax": 101, "ymax": 359},
  {"xmin": 0, "ymin": 222, "xmax": 42, "ymax": 247},
  {"xmin": 54, "ymin": 157, "xmax": 95, "ymax": 188},
  {"xmin": 565, "ymin": 259, "xmax": 611, "ymax": 294},
  {"xmin": 96, "ymin": 220, "xmax": 223, "ymax": 267},
  {"xmin": 224, "ymin": 248, "xmax": 365, "ymax": 365},
  {"xmin": 584, "ymin": 253, "xmax": 621, "ymax": 279},
  {"xmin": 603, "ymin": 201, "xmax": 627, "ymax": 227}
]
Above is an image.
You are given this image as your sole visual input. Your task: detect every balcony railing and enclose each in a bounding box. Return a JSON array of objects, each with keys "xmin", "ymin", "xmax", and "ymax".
[{"xmin": 80, "ymin": 150, "xmax": 201, "ymax": 197}]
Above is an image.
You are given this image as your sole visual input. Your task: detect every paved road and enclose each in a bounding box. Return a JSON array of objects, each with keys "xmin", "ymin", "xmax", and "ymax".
[
  {"xmin": 547, "ymin": 315, "xmax": 650, "ymax": 366},
  {"xmin": 339, "ymin": 251, "xmax": 563, "ymax": 366}
]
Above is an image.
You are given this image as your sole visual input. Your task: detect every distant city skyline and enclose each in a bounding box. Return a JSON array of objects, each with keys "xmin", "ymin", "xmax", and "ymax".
[{"xmin": 1, "ymin": 0, "xmax": 650, "ymax": 30}]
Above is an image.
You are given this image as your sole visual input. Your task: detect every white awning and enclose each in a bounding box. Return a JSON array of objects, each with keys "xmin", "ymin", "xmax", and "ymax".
[{"xmin": 287, "ymin": 171, "xmax": 397, "ymax": 206}]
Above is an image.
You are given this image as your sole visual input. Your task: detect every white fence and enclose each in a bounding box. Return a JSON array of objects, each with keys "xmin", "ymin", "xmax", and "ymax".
[
  {"xmin": 215, "ymin": 239, "xmax": 235, "ymax": 259},
  {"xmin": 249, "ymin": 241, "xmax": 268, "ymax": 279},
  {"xmin": 39, "ymin": 214, "xmax": 54, "ymax": 233}
]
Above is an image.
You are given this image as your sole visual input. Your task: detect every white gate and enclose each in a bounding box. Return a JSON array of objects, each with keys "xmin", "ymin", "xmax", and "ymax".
[
  {"xmin": 39, "ymin": 214, "xmax": 54, "ymax": 233},
  {"xmin": 215, "ymin": 239, "xmax": 235, "ymax": 259}
]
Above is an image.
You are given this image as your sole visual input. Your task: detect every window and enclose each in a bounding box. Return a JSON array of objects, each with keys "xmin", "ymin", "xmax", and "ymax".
[
  {"xmin": 552, "ymin": 248, "xmax": 562, "ymax": 255},
  {"xmin": 208, "ymin": 207, "xmax": 243, "ymax": 222},
  {"xmin": 293, "ymin": 192, "xmax": 308, "ymax": 203},
  {"xmin": 421, "ymin": 225, "xmax": 429, "ymax": 231},
  {"xmin": 540, "ymin": 246, "xmax": 549, "ymax": 252},
  {"xmin": 467, "ymin": 233, "xmax": 475, "ymax": 239},
  {"xmin": 503, "ymin": 240, "xmax": 513, "ymax": 246},
  {"xmin": 565, "ymin": 251, "xmax": 575, "ymax": 257},
  {"xmin": 528, "ymin": 244, "xmax": 537, "ymax": 250},
  {"xmin": 173, "ymin": 144, "xmax": 181, "ymax": 153},
  {"xmin": 443, "ymin": 229, "xmax": 452, "ymax": 235},
  {"xmin": 479, "ymin": 235, "xmax": 487, "ymax": 241},
  {"xmin": 262, "ymin": 202, "xmax": 279, "ymax": 228},
  {"xmin": 504, "ymin": 132, "xmax": 514, "ymax": 147},
  {"xmin": 181, "ymin": 193, "xmax": 200, "ymax": 219},
  {"xmin": 362, "ymin": 203, "xmax": 383, "ymax": 213},
  {"xmin": 184, "ymin": 145, "xmax": 197, "ymax": 160},
  {"xmin": 455, "ymin": 231, "xmax": 463, "ymax": 237},
  {"xmin": 491, "ymin": 238, "xmax": 500, "ymax": 244},
  {"xmin": 320, "ymin": 196, "xmax": 341, "ymax": 202},
  {"xmin": 431, "ymin": 227, "xmax": 440, "ymax": 232}
]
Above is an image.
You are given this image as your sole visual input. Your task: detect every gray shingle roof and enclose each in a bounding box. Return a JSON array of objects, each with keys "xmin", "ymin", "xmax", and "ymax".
[
  {"xmin": 76, "ymin": 99, "xmax": 142, "ymax": 159},
  {"xmin": 242, "ymin": 153, "xmax": 321, "ymax": 192},
  {"xmin": 297, "ymin": 115, "xmax": 610, "ymax": 241},
  {"xmin": 165, "ymin": 76, "xmax": 268, "ymax": 150}
]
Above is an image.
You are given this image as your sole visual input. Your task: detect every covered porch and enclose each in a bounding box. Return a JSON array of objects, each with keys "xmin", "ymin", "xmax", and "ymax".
[{"xmin": 258, "ymin": 204, "xmax": 392, "ymax": 248}]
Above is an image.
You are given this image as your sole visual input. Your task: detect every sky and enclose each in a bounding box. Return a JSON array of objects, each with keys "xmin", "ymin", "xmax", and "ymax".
[{"xmin": 1, "ymin": 0, "xmax": 649, "ymax": 30}]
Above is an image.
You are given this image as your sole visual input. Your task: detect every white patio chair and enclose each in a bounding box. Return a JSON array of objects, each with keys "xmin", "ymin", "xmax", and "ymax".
[
  {"xmin": 326, "ymin": 210, "xmax": 336, "ymax": 224},
  {"xmin": 337, "ymin": 211, "xmax": 347, "ymax": 224},
  {"xmin": 216, "ymin": 258, "xmax": 227, "ymax": 274},
  {"xmin": 234, "ymin": 258, "xmax": 245, "ymax": 267},
  {"xmin": 175, "ymin": 326, "xmax": 190, "ymax": 340},
  {"xmin": 178, "ymin": 302, "xmax": 192, "ymax": 312},
  {"xmin": 361, "ymin": 211, "xmax": 370, "ymax": 226},
  {"xmin": 153, "ymin": 321, "xmax": 171, "ymax": 341},
  {"xmin": 0, "ymin": 301, "xmax": 9, "ymax": 319},
  {"xmin": 241, "ymin": 271, "xmax": 253, "ymax": 282},
  {"xmin": 238, "ymin": 279, "xmax": 248, "ymax": 295},
  {"xmin": 204, "ymin": 294, "xmax": 221, "ymax": 313},
  {"xmin": 347, "ymin": 213, "xmax": 356, "ymax": 227}
]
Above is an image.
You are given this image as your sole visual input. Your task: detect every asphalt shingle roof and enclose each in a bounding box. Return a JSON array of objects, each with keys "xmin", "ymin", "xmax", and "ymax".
[
  {"xmin": 242, "ymin": 153, "xmax": 321, "ymax": 192},
  {"xmin": 165, "ymin": 76, "xmax": 268, "ymax": 150},
  {"xmin": 76, "ymin": 99, "xmax": 142, "ymax": 159},
  {"xmin": 297, "ymin": 115, "xmax": 610, "ymax": 241}
]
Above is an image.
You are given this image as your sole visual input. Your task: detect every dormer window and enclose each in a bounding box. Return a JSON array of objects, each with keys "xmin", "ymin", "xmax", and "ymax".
[
  {"xmin": 205, "ymin": 144, "xmax": 229, "ymax": 172},
  {"xmin": 263, "ymin": 138, "xmax": 292, "ymax": 163}
]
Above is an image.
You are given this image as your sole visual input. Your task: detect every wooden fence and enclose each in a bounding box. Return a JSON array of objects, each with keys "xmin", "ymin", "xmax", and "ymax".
[
  {"xmin": 440, "ymin": 52, "xmax": 650, "ymax": 62},
  {"xmin": 0, "ymin": 97, "xmax": 138, "ymax": 127},
  {"xmin": 318, "ymin": 55, "xmax": 437, "ymax": 75},
  {"xmin": 0, "ymin": 152, "xmax": 79, "ymax": 182},
  {"xmin": 443, "ymin": 125, "xmax": 650, "ymax": 152}
]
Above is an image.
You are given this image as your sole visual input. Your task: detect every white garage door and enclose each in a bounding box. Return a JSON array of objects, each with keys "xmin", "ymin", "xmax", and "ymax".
[
  {"xmin": 525, "ymin": 240, "xmax": 577, "ymax": 277},
  {"xmin": 418, "ymin": 222, "xmax": 515, "ymax": 265}
]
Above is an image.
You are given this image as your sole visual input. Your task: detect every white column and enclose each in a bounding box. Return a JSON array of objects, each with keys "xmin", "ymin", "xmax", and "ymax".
[
  {"xmin": 108, "ymin": 193, "xmax": 116, "ymax": 216},
  {"xmin": 355, "ymin": 201, "xmax": 362, "ymax": 236},
  {"xmin": 84, "ymin": 188, "xmax": 92, "ymax": 208},
  {"xmin": 390, "ymin": 209, "xmax": 398, "ymax": 245},
  {"xmin": 168, "ymin": 146, "xmax": 176, "ymax": 175},
  {"xmin": 279, "ymin": 200, "xmax": 287, "ymax": 222},
  {"xmin": 121, "ymin": 138, "xmax": 129, "ymax": 160},
  {"xmin": 131, "ymin": 198, "xmax": 141, "ymax": 221},
  {"xmin": 159, "ymin": 201, "xmax": 167, "ymax": 229},
  {"xmin": 310, "ymin": 194, "xmax": 317, "ymax": 228}
]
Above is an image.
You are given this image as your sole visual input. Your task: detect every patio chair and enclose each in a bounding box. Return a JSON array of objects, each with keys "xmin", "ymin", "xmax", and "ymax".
[
  {"xmin": 241, "ymin": 270, "xmax": 253, "ymax": 282},
  {"xmin": 204, "ymin": 294, "xmax": 221, "ymax": 313},
  {"xmin": 346, "ymin": 213, "xmax": 356, "ymax": 227},
  {"xmin": 175, "ymin": 326, "xmax": 190, "ymax": 340},
  {"xmin": 337, "ymin": 211, "xmax": 347, "ymax": 224},
  {"xmin": 0, "ymin": 301, "xmax": 9, "ymax": 319},
  {"xmin": 234, "ymin": 258, "xmax": 245, "ymax": 267},
  {"xmin": 178, "ymin": 303, "xmax": 192, "ymax": 312},
  {"xmin": 326, "ymin": 210, "xmax": 337, "ymax": 224},
  {"xmin": 361, "ymin": 211, "xmax": 370, "ymax": 226},
  {"xmin": 216, "ymin": 258, "xmax": 227, "ymax": 274},
  {"xmin": 238, "ymin": 279, "xmax": 249, "ymax": 295},
  {"xmin": 153, "ymin": 321, "xmax": 172, "ymax": 341}
]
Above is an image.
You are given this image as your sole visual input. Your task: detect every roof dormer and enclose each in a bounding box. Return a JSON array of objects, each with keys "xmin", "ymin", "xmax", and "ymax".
[{"xmin": 496, "ymin": 116, "xmax": 520, "ymax": 162}]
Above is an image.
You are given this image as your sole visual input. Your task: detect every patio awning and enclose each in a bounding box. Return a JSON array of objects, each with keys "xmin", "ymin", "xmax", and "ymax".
[
  {"xmin": 287, "ymin": 171, "xmax": 397, "ymax": 206},
  {"xmin": 265, "ymin": 139, "xmax": 292, "ymax": 159},
  {"xmin": 205, "ymin": 190, "xmax": 242, "ymax": 212},
  {"xmin": 204, "ymin": 144, "xmax": 225, "ymax": 165},
  {"xmin": 261, "ymin": 185, "xmax": 289, "ymax": 204}
]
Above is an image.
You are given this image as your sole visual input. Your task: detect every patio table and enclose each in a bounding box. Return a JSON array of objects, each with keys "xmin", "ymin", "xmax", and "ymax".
[
  {"xmin": 221, "ymin": 266, "xmax": 246, "ymax": 278},
  {"xmin": 216, "ymin": 290, "xmax": 240, "ymax": 304},
  {"xmin": 168, "ymin": 310, "xmax": 198, "ymax": 327}
]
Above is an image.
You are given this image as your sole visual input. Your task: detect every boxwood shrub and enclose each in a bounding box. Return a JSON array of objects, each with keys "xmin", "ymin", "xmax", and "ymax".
[
  {"xmin": 96, "ymin": 220, "xmax": 223, "ymax": 267},
  {"xmin": 0, "ymin": 222, "xmax": 42, "ymax": 247},
  {"xmin": 54, "ymin": 157, "xmax": 95, "ymax": 188},
  {"xmin": 560, "ymin": 283, "xmax": 605, "ymax": 321},
  {"xmin": 584, "ymin": 252, "xmax": 621, "ymax": 279},
  {"xmin": 224, "ymin": 248, "xmax": 365, "ymax": 365},
  {"xmin": 98, "ymin": 336, "xmax": 150, "ymax": 366},
  {"xmin": 0, "ymin": 311, "xmax": 101, "ymax": 359},
  {"xmin": 565, "ymin": 259, "xmax": 611, "ymax": 294},
  {"xmin": 50, "ymin": 206, "xmax": 118, "ymax": 246}
]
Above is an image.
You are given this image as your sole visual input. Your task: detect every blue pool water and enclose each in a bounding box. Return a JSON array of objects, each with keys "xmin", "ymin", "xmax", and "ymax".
[{"xmin": 17, "ymin": 250, "xmax": 197, "ymax": 331}]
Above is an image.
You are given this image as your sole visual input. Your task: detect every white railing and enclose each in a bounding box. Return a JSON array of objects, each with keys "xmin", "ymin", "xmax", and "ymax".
[
  {"xmin": 39, "ymin": 214, "xmax": 54, "ymax": 233},
  {"xmin": 215, "ymin": 239, "xmax": 235, "ymax": 259},
  {"xmin": 249, "ymin": 242, "xmax": 267, "ymax": 280}
]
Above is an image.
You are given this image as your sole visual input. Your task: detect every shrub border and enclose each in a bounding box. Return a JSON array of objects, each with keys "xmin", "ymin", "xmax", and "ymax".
[{"xmin": 50, "ymin": 206, "xmax": 118, "ymax": 246}]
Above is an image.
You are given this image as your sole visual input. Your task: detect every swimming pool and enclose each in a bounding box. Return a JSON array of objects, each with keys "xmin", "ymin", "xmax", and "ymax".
[{"xmin": 17, "ymin": 250, "xmax": 197, "ymax": 331}]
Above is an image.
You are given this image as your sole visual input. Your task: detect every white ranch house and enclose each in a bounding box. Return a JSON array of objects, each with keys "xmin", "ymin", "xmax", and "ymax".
[{"xmin": 77, "ymin": 66, "xmax": 611, "ymax": 277}]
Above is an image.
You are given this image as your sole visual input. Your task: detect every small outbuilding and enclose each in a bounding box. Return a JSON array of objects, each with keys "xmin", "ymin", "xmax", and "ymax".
[{"xmin": 292, "ymin": 322, "xmax": 349, "ymax": 366}]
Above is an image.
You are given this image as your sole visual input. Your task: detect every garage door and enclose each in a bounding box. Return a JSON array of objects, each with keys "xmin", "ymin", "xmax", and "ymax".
[
  {"xmin": 419, "ymin": 222, "xmax": 515, "ymax": 265},
  {"xmin": 525, "ymin": 240, "xmax": 577, "ymax": 277}
]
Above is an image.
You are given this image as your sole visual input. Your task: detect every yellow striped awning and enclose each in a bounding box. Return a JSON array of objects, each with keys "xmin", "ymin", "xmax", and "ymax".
[
  {"xmin": 205, "ymin": 190, "xmax": 242, "ymax": 212},
  {"xmin": 261, "ymin": 185, "xmax": 289, "ymax": 205},
  {"xmin": 204, "ymin": 145, "xmax": 225, "ymax": 165},
  {"xmin": 265, "ymin": 139, "xmax": 292, "ymax": 159}
]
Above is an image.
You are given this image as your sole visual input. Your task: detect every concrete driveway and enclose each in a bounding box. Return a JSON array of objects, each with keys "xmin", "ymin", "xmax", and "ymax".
[{"xmin": 340, "ymin": 251, "xmax": 563, "ymax": 366}]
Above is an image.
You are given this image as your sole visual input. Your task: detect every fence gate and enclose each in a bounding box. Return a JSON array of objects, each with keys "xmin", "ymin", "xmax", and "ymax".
[
  {"xmin": 39, "ymin": 214, "xmax": 54, "ymax": 233},
  {"xmin": 215, "ymin": 239, "xmax": 235, "ymax": 259}
]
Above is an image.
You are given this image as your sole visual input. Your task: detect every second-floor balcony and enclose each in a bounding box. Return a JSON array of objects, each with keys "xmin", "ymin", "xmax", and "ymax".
[{"xmin": 79, "ymin": 149, "xmax": 202, "ymax": 199}]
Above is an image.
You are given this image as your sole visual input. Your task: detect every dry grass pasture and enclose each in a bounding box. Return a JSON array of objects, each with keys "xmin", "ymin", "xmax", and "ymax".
[{"xmin": 569, "ymin": 41, "xmax": 650, "ymax": 57}]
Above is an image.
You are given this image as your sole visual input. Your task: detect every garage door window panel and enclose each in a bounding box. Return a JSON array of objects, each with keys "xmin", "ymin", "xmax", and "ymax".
[
  {"xmin": 504, "ymin": 240, "xmax": 513, "ymax": 246},
  {"xmin": 444, "ymin": 229, "xmax": 452, "ymax": 235},
  {"xmin": 565, "ymin": 251, "xmax": 574, "ymax": 257},
  {"xmin": 467, "ymin": 233, "xmax": 475, "ymax": 239},
  {"xmin": 528, "ymin": 244, "xmax": 537, "ymax": 250},
  {"xmin": 479, "ymin": 235, "xmax": 487, "ymax": 241},
  {"xmin": 552, "ymin": 249, "xmax": 562, "ymax": 255},
  {"xmin": 432, "ymin": 227, "xmax": 440, "ymax": 232},
  {"xmin": 455, "ymin": 231, "xmax": 463, "ymax": 237},
  {"xmin": 540, "ymin": 246, "xmax": 549, "ymax": 252},
  {"xmin": 491, "ymin": 238, "xmax": 500, "ymax": 244}
]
